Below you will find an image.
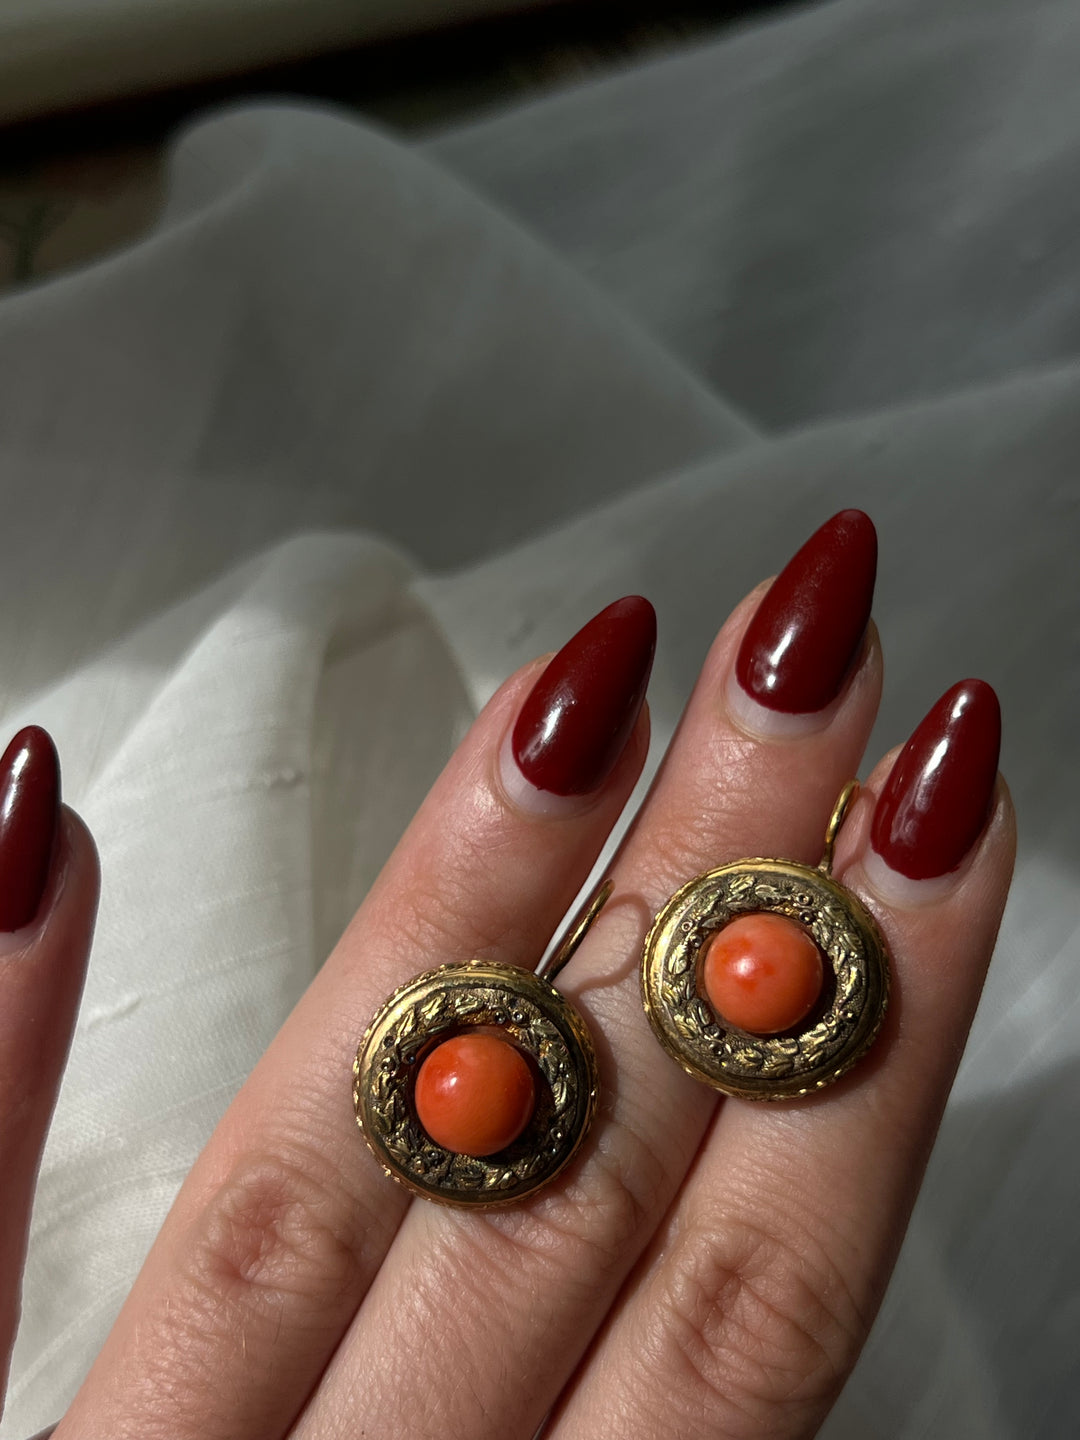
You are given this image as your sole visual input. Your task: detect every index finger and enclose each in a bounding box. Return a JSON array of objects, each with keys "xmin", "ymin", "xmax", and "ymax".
[{"xmin": 55, "ymin": 598, "xmax": 656, "ymax": 1440}]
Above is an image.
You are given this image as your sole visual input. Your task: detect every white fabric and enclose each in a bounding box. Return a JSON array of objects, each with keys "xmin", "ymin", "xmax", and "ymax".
[{"xmin": 1, "ymin": 0, "xmax": 1078, "ymax": 1433}]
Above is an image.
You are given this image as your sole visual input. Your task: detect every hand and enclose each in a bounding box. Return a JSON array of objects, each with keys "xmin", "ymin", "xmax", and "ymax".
[{"xmin": 9, "ymin": 512, "xmax": 1014, "ymax": 1440}]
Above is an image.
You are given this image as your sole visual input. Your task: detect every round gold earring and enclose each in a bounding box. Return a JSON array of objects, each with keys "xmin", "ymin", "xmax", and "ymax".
[
  {"xmin": 641, "ymin": 783, "xmax": 889, "ymax": 1100},
  {"xmin": 354, "ymin": 884, "xmax": 608, "ymax": 1207}
]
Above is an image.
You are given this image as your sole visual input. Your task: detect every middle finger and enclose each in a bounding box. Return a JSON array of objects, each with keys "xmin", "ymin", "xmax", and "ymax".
[{"xmin": 296, "ymin": 510, "xmax": 882, "ymax": 1440}]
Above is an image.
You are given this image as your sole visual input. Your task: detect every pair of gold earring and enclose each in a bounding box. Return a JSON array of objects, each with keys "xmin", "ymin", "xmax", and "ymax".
[{"xmin": 353, "ymin": 783, "xmax": 889, "ymax": 1209}]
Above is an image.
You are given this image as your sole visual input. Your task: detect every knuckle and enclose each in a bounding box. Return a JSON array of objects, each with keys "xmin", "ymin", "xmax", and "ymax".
[
  {"xmin": 481, "ymin": 1116, "xmax": 666, "ymax": 1292},
  {"xmin": 380, "ymin": 846, "xmax": 531, "ymax": 968},
  {"xmin": 637, "ymin": 785, "xmax": 758, "ymax": 897},
  {"xmin": 648, "ymin": 1214, "xmax": 866, "ymax": 1432},
  {"xmin": 558, "ymin": 1118, "xmax": 668, "ymax": 1264},
  {"xmin": 183, "ymin": 1141, "xmax": 364, "ymax": 1327},
  {"xmin": 74, "ymin": 1143, "xmax": 374, "ymax": 1439}
]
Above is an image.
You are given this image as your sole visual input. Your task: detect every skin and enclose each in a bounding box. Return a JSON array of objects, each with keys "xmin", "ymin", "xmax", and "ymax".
[{"xmin": 0, "ymin": 582, "xmax": 1015, "ymax": 1440}]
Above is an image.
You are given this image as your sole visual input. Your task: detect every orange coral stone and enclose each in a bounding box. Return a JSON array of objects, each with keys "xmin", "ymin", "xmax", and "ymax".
[
  {"xmin": 414, "ymin": 1033, "xmax": 536, "ymax": 1157},
  {"xmin": 702, "ymin": 913, "xmax": 824, "ymax": 1035}
]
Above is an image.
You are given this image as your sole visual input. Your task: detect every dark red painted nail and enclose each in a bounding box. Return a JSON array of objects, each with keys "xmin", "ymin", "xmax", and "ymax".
[
  {"xmin": 0, "ymin": 726, "xmax": 61, "ymax": 932},
  {"xmin": 871, "ymin": 680, "xmax": 1001, "ymax": 880},
  {"xmin": 512, "ymin": 597, "xmax": 656, "ymax": 796},
  {"xmin": 735, "ymin": 509, "xmax": 877, "ymax": 713}
]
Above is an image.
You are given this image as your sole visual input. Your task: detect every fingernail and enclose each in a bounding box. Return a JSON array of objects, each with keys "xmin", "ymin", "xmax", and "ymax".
[
  {"xmin": 0, "ymin": 726, "xmax": 61, "ymax": 932},
  {"xmin": 504, "ymin": 596, "xmax": 656, "ymax": 809},
  {"xmin": 730, "ymin": 510, "xmax": 877, "ymax": 731},
  {"xmin": 870, "ymin": 680, "xmax": 1001, "ymax": 882}
]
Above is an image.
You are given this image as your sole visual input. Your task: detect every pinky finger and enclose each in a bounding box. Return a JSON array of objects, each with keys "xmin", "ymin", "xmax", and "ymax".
[{"xmin": 0, "ymin": 729, "xmax": 99, "ymax": 1418}]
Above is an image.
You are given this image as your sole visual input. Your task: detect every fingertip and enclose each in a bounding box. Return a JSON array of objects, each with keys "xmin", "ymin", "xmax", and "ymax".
[
  {"xmin": 59, "ymin": 803, "xmax": 102, "ymax": 914},
  {"xmin": 843, "ymin": 677, "xmax": 1013, "ymax": 914},
  {"xmin": 721, "ymin": 604, "xmax": 883, "ymax": 745},
  {"xmin": 509, "ymin": 595, "xmax": 656, "ymax": 800},
  {"xmin": 0, "ymin": 806, "xmax": 99, "ymax": 965},
  {"xmin": 869, "ymin": 679, "xmax": 1001, "ymax": 881},
  {"xmin": 0, "ymin": 727, "xmax": 61, "ymax": 935},
  {"xmin": 732, "ymin": 508, "xmax": 878, "ymax": 716}
]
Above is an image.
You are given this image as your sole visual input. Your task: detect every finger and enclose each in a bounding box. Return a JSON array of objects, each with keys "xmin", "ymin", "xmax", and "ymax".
[
  {"xmin": 0, "ymin": 730, "xmax": 99, "ymax": 1410},
  {"xmin": 58, "ymin": 599, "xmax": 656, "ymax": 1440},
  {"xmin": 557, "ymin": 681, "xmax": 1013, "ymax": 1440},
  {"xmin": 295, "ymin": 511, "xmax": 883, "ymax": 1440}
]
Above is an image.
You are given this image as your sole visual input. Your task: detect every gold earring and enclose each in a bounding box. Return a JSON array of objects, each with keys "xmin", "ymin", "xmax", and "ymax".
[
  {"xmin": 354, "ymin": 884, "xmax": 608, "ymax": 1207},
  {"xmin": 641, "ymin": 783, "xmax": 889, "ymax": 1100}
]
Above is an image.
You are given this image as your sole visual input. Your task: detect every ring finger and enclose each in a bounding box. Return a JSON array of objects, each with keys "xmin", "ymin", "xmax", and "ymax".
[{"xmin": 552, "ymin": 682, "xmax": 1012, "ymax": 1440}]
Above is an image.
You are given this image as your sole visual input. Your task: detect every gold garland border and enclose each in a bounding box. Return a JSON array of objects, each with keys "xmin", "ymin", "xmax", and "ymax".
[
  {"xmin": 641, "ymin": 860, "xmax": 889, "ymax": 1099},
  {"xmin": 354, "ymin": 961, "xmax": 598, "ymax": 1207}
]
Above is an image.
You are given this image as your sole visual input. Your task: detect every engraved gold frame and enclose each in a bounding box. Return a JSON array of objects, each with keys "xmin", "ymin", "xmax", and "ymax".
[
  {"xmin": 353, "ymin": 885, "xmax": 609, "ymax": 1208},
  {"xmin": 640, "ymin": 785, "xmax": 890, "ymax": 1100}
]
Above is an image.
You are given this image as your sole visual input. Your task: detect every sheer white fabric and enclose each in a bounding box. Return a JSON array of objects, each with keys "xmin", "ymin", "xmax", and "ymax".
[{"xmin": 1, "ymin": 1, "xmax": 1077, "ymax": 1433}]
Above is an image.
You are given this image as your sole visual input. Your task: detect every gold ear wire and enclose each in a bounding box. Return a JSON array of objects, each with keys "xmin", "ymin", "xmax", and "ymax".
[
  {"xmin": 819, "ymin": 780, "xmax": 859, "ymax": 875},
  {"xmin": 542, "ymin": 877, "xmax": 613, "ymax": 982}
]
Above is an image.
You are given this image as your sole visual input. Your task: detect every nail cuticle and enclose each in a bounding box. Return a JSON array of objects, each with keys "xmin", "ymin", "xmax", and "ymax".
[
  {"xmin": 495, "ymin": 727, "xmax": 606, "ymax": 821},
  {"xmin": 858, "ymin": 786, "xmax": 1005, "ymax": 910},
  {"xmin": 723, "ymin": 623, "xmax": 876, "ymax": 743},
  {"xmin": 859, "ymin": 846, "xmax": 971, "ymax": 910},
  {"xmin": 724, "ymin": 667, "xmax": 846, "ymax": 740}
]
